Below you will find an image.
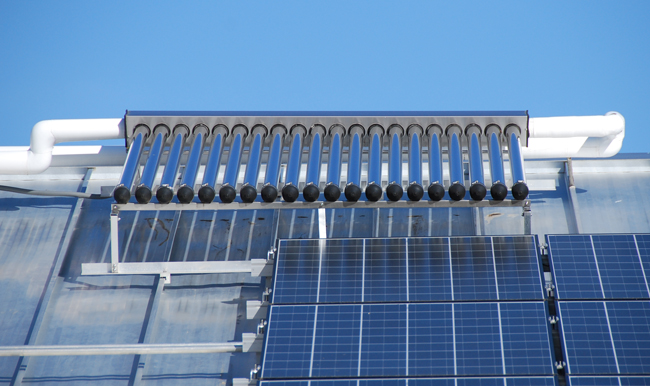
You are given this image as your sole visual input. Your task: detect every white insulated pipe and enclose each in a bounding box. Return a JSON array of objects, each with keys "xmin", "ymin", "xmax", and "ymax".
[
  {"xmin": 523, "ymin": 112, "xmax": 625, "ymax": 159},
  {"xmin": 0, "ymin": 119, "xmax": 124, "ymax": 174}
]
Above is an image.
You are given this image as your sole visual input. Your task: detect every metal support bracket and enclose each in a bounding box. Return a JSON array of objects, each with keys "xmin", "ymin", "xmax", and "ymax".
[
  {"xmin": 246, "ymin": 300, "xmax": 268, "ymax": 320},
  {"xmin": 522, "ymin": 200, "xmax": 532, "ymax": 235},
  {"xmin": 242, "ymin": 333, "xmax": 264, "ymax": 353}
]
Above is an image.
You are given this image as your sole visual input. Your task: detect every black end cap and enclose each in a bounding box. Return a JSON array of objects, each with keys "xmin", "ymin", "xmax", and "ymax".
[
  {"xmin": 156, "ymin": 186, "xmax": 174, "ymax": 204},
  {"xmin": 365, "ymin": 183, "xmax": 383, "ymax": 202},
  {"xmin": 240, "ymin": 185, "xmax": 257, "ymax": 203},
  {"xmin": 135, "ymin": 186, "xmax": 152, "ymax": 204},
  {"xmin": 490, "ymin": 183, "xmax": 508, "ymax": 201},
  {"xmin": 261, "ymin": 185, "xmax": 278, "ymax": 202},
  {"xmin": 282, "ymin": 184, "xmax": 299, "ymax": 202},
  {"xmin": 113, "ymin": 186, "xmax": 131, "ymax": 204},
  {"xmin": 303, "ymin": 184, "xmax": 320, "ymax": 202},
  {"xmin": 219, "ymin": 185, "xmax": 237, "ymax": 203},
  {"xmin": 427, "ymin": 183, "xmax": 445, "ymax": 201},
  {"xmin": 177, "ymin": 185, "xmax": 194, "ymax": 204},
  {"xmin": 198, "ymin": 186, "xmax": 215, "ymax": 203},
  {"xmin": 407, "ymin": 183, "xmax": 424, "ymax": 201},
  {"xmin": 470, "ymin": 183, "xmax": 487, "ymax": 201},
  {"xmin": 386, "ymin": 183, "xmax": 403, "ymax": 202},
  {"xmin": 324, "ymin": 184, "xmax": 341, "ymax": 202},
  {"xmin": 512, "ymin": 182, "xmax": 529, "ymax": 200},
  {"xmin": 344, "ymin": 184, "xmax": 361, "ymax": 202},
  {"xmin": 448, "ymin": 183, "xmax": 466, "ymax": 201}
]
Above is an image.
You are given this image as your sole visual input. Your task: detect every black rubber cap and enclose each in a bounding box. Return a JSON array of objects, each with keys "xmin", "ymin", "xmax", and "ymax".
[
  {"xmin": 490, "ymin": 183, "xmax": 508, "ymax": 201},
  {"xmin": 156, "ymin": 186, "xmax": 174, "ymax": 204},
  {"xmin": 427, "ymin": 183, "xmax": 445, "ymax": 201},
  {"xmin": 469, "ymin": 183, "xmax": 487, "ymax": 201},
  {"xmin": 113, "ymin": 186, "xmax": 131, "ymax": 204},
  {"xmin": 282, "ymin": 184, "xmax": 299, "ymax": 202},
  {"xmin": 261, "ymin": 185, "xmax": 278, "ymax": 203},
  {"xmin": 324, "ymin": 184, "xmax": 341, "ymax": 202},
  {"xmin": 135, "ymin": 186, "xmax": 152, "ymax": 204},
  {"xmin": 219, "ymin": 185, "xmax": 237, "ymax": 203},
  {"xmin": 448, "ymin": 183, "xmax": 466, "ymax": 201},
  {"xmin": 303, "ymin": 184, "xmax": 320, "ymax": 202},
  {"xmin": 512, "ymin": 182, "xmax": 529, "ymax": 200},
  {"xmin": 407, "ymin": 183, "xmax": 424, "ymax": 201},
  {"xmin": 344, "ymin": 184, "xmax": 361, "ymax": 202},
  {"xmin": 177, "ymin": 185, "xmax": 194, "ymax": 204},
  {"xmin": 240, "ymin": 185, "xmax": 257, "ymax": 203},
  {"xmin": 386, "ymin": 183, "xmax": 403, "ymax": 202},
  {"xmin": 365, "ymin": 183, "xmax": 383, "ymax": 202},
  {"xmin": 198, "ymin": 186, "xmax": 215, "ymax": 203}
]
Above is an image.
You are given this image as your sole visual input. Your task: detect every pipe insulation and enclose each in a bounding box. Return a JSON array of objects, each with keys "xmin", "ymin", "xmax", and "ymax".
[{"xmin": 0, "ymin": 119, "xmax": 124, "ymax": 174}]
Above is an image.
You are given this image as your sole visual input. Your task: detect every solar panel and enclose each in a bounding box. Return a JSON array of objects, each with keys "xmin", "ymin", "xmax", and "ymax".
[
  {"xmin": 568, "ymin": 376, "xmax": 650, "ymax": 385},
  {"xmin": 261, "ymin": 302, "xmax": 554, "ymax": 379},
  {"xmin": 557, "ymin": 301, "xmax": 650, "ymax": 375},
  {"xmin": 273, "ymin": 236, "xmax": 544, "ymax": 304},
  {"xmin": 547, "ymin": 235, "xmax": 650, "ymax": 300},
  {"xmin": 259, "ymin": 378, "xmax": 558, "ymax": 386}
]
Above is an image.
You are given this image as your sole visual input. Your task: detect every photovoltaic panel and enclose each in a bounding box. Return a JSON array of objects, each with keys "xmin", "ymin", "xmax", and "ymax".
[
  {"xmin": 259, "ymin": 379, "xmax": 558, "ymax": 386},
  {"xmin": 312, "ymin": 304, "xmax": 361, "ymax": 377},
  {"xmin": 568, "ymin": 376, "xmax": 650, "ymax": 385},
  {"xmin": 408, "ymin": 303, "xmax": 455, "ymax": 376},
  {"xmin": 359, "ymin": 303, "xmax": 407, "ymax": 376},
  {"xmin": 557, "ymin": 301, "xmax": 650, "ymax": 375},
  {"xmin": 547, "ymin": 235, "xmax": 650, "ymax": 300},
  {"xmin": 273, "ymin": 236, "xmax": 543, "ymax": 304},
  {"xmin": 455, "ymin": 302, "xmax": 503, "ymax": 375}
]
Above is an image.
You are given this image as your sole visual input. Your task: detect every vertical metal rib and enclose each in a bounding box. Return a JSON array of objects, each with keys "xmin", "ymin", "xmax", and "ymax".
[
  {"xmin": 114, "ymin": 128, "xmax": 149, "ymax": 204},
  {"xmin": 506, "ymin": 125, "xmax": 529, "ymax": 200},
  {"xmin": 177, "ymin": 125, "xmax": 209, "ymax": 203},
  {"xmin": 366, "ymin": 125, "xmax": 384, "ymax": 202},
  {"xmin": 156, "ymin": 125, "xmax": 189, "ymax": 204},
  {"xmin": 135, "ymin": 125, "xmax": 170, "ymax": 204},
  {"xmin": 198, "ymin": 125, "xmax": 228, "ymax": 203},
  {"xmin": 324, "ymin": 125, "xmax": 345, "ymax": 202},
  {"xmin": 281, "ymin": 125, "xmax": 306, "ymax": 202},
  {"xmin": 466, "ymin": 124, "xmax": 486, "ymax": 201},
  {"xmin": 303, "ymin": 125, "xmax": 326, "ymax": 202},
  {"xmin": 426, "ymin": 125, "xmax": 445, "ymax": 201},
  {"xmin": 386, "ymin": 125, "xmax": 404, "ymax": 201},
  {"xmin": 406, "ymin": 124, "xmax": 424, "ymax": 201},
  {"xmin": 486, "ymin": 125, "xmax": 508, "ymax": 201},
  {"xmin": 219, "ymin": 125, "xmax": 248, "ymax": 203},
  {"xmin": 240, "ymin": 125, "xmax": 268, "ymax": 203},
  {"xmin": 260, "ymin": 125, "xmax": 287, "ymax": 202},
  {"xmin": 447, "ymin": 125, "xmax": 466, "ymax": 201},
  {"xmin": 344, "ymin": 124, "xmax": 364, "ymax": 202}
]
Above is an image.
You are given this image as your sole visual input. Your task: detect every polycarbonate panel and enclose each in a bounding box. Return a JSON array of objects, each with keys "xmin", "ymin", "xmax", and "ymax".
[
  {"xmin": 312, "ymin": 305, "xmax": 362, "ymax": 377},
  {"xmin": 548, "ymin": 235, "xmax": 650, "ymax": 300},
  {"xmin": 273, "ymin": 240, "xmax": 319, "ymax": 304},
  {"xmin": 261, "ymin": 305, "xmax": 316, "ymax": 379}
]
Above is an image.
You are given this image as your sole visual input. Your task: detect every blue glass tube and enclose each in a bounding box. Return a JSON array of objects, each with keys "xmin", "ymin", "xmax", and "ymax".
[
  {"xmin": 305, "ymin": 128, "xmax": 323, "ymax": 186},
  {"xmin": 508, "ymin": 131, "xmax": 525, "ymax": 184},
  {"xmin": 347, "ymin": 129, "xmax": 362, "ymax": 187},
  {"xmin": 159, "ymin": 130, "xmax": 187, "ymax": 187},
  {"xmin": 468, "ymin": 131, "xmax": 484, "ymax": 185},
  {"xmin": 113, "ymin": 130, "xmax": 146, "ymax": 204},
  {"xmin": 448, "ymin": 131, "xmax": 463, "ymax": 185},
  {"xmin": 284, "ymin": 128, "xmax": 304, "ymax": 187},
  {"xmin": 388, "ymin": 130, "xmax": 402, "ymax": 184},
  {"xmin": 222, "ymin": 128, "xmax": 246, "ymax": 187},
  {"xmin": 326, "ymin": 128, "xmax": 343, "ymax": 186},
  {"xmin": 139, "ymin": 129, "xmax": 167, "ymax": 189},
  {"xmin": 488, "ymin": 131, "xmax": 505, "ymax": 184},
  {"xmin": 408, "ymin": 129, "xmax": 421, "ymax": 185},
  {"xmin": 368, "ymin": 129, "xmax": 383, "ymax": 185},
  {"xmin": 180, "ymin": 128, "xmax": 206, "ymax": 189},
  {"xmin": 260, "ymin": 126, "xmax": 286, "ymax": 202},
  {"xmin": 201, "ymin": 128, "xmax": 226, "ymax": 188},
  {"xmin": 428, "ymin": 131, "xmax": 443, "ymax": 184},
  {"xmin": 243, "ymin": 128, "xmax": 266, "ymax": 187}
]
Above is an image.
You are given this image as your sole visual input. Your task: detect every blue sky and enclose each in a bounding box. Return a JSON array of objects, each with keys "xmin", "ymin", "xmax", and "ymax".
[{"xmin": 1, "ymin": 1, "xmax": 649, "ymax": 153}]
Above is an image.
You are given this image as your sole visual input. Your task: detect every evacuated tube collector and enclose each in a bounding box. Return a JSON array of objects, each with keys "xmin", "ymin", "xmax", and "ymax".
[
  {"xmin": 240, "ymin": 125, "xmax": 268, "ymax": 203},
  {"xmin": 427, "ymin": 125, "xmax": 445, "ymax": 201},
  {"xmin": 113, "ymin": 125, "xmax": 149, "ymax": 204},
  {"xmin": 386, "ymin": 125, "xmax": 404, "ymax": 201},
  {"xmin": 447, "ymin": 125, "xmax": 466, "ymax": 201},
  {"xmin": 303, "ymin": 125, "xmax": 326, "ymax": 202},
  {"xmin": 366, "ymin": 124, "xmax": 384, "ymax": 202},
  {"xmin": 466, "ymin": 124, "xmax": 487, "ymax": 201},
  {"xmin": 506, "ymin": 125, "xmax": 529, "ymax": 200},
  {"xmin": 219, "ymin": 125, "xmax": 248, "ymax": 203},
  {"xmin": 406, "ymin": 124, "xmax": 424, "ymax": 201},
  {"xmin": 324, "ymin": 124, "xmax": 345, "ymax": 202},
  {"xmin": 281, "ymin": 125, "xmax": 307, "ymax": 202},
  {"xmin": 135, "ymin": 125, "xmax": 170, "ymax": 204},
  {"xmin": 156, "ymin": 125, "xmax": 189, "ymax": 204},
  {"xmin": 486, "ymin": 125, "xmax": 508, "ymax": 201},
  {"xmin": 344, "ymin": 124, "xmax": 364, "ymax": 202},
  {"xmin": 260, "ymin": 125, "xmax": 287, "ymax": 203},
  {"xmin": 198, "ymin": 125, "xmax": 228, "ymax": 203},
  {"xmin": 177, "ymin": 125, "xmax": 209, "ymax": 204}
]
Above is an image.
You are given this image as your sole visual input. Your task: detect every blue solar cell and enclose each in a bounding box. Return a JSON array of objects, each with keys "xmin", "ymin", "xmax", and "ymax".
[
  {"xmin": 606, "ymin": 301, "xmax": 650, "ymax": 374},
  {"xmin": 456, "ymin": 379, "xmax": 503, "ymax": 386},
  {"xmin": 409, "ymin": 379, "xmax": 456, "ymax": 386},
  {"xmin": 450, "ymin": 237, "xmax": 498, "ymax": 301},
  {"xmin": 591, "ymin": 235, "xmax": 650, "ymax": 299},
  {"xmin": 364, "ymin": 239, "xmax": 407, "ymax": 302},
  {"xmin": 548, "ymin": 235, "xmax": 603, "ymax": 299},
  {"xmin": 319, "ymin": 239, "xmax": 364, "ymax": 303},
  {"xmin": 500, "ymin": 302, "xmax": 555, "ymax": 375},
  {"xmin": 557, "ymin": 301, "xmax": 619, "ymax": 374},
  {"xmin": 408, "ymin": 303, "xmax": 455, "ymax": 375},
  {"xmin": 620, "ymin": 377, "xmax": 650, "ymax": 386},
  {"xmin": 273, "ymin": 240, "xmax": 319, "ymax": 303},
  {"xmin": 505, "ymin": 378, "xmax": 558, "ymax": 386},
  {"xmin": 360, "ymin": 303, "xmax": 407, "ymax": 376},
  {"xmin": 312, "ymin": 305, "xmax": 362, "ymax": 377},
  {"xmin": 568, "ymin": 376, "xmax": 650, "ymax": 385},
  {"xmin": 493, "ymin": 236, "xmax": 545, "ymax": 300},
  {"xmin": 455, "ymin": 303, "xmax": 503, "ymax": 376},
  {"xmin": 407, "ymin": 238, "xmax": 453, "ymax": 301},
  {"xmin": 359, "ymin": 380, "xmax": 406, "ymax": 386},
  {"xmin": 262, "ymin": 305, "xmax": 316, "ymax": 379},
  {"xmin": 259, "ymin": 381, "xmax": 308, "ymax": 386},
  {"xmin": 634, "ymin": 235, "xmax": 650, "ymax": 288}
]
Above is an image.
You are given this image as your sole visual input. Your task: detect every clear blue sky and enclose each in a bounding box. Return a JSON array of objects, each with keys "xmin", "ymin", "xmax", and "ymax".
[{"xmin": 1, "ymin": 1, "xmax": 648, "ymax": 153}]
